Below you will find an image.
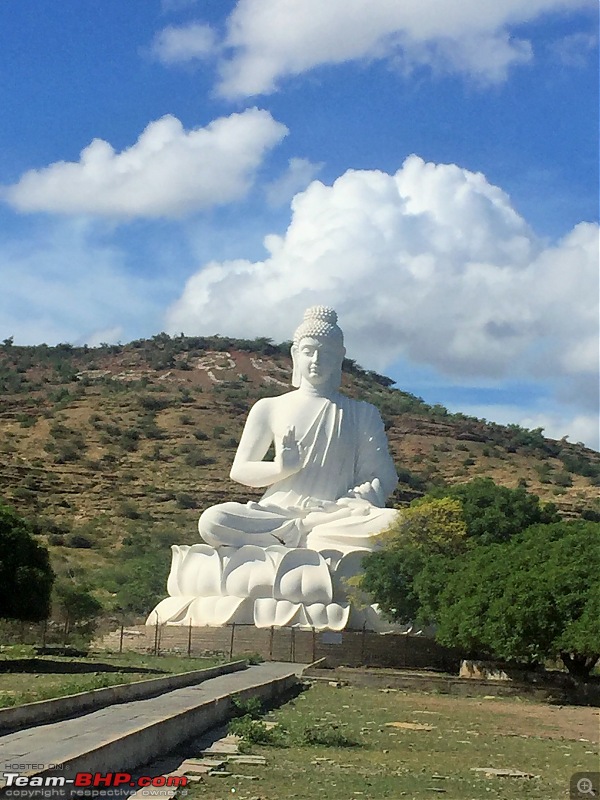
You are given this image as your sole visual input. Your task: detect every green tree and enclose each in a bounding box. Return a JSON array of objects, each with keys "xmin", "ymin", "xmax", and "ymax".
[
  {"xmin": 0, "ymin": 501, "xmax": 54, "ymax": 621},
  {"xmin": 359, "ymin": 497, "xmax": 467, "ymax": 622},
  {"xmin": 430, "ymin": 477, "xmax": 558, "ymax": 544},
  {"xmin": 359, "ymin": 546, "xmax": 425, "ymax": 622},
  {"xmin": 432, "ymin": 521, "xmax": 600, "ymax": 678},
  {"xmin": 54, "ymin": 580, "xmax": 103, "ymax": 640}
]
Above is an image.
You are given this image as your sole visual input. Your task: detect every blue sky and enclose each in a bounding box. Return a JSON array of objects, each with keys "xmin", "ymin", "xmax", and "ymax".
[{"xmin": 1, "ymin": 0, "xmax": 598, "ymax": 447}]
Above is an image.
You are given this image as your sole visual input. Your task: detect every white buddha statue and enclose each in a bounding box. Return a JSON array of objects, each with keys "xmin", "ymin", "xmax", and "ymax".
[
  {"xmin": 198, "ymin": 305, "xmax": 398, "ymax": 553},
  {"xmin": 148, "ymin": 306, "xmax": 401, "ymax": 630}
]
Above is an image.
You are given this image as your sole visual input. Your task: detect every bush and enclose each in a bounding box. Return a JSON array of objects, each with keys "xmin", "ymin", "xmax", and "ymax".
[
  {"xmin": 184, "ymin": 450, "xmax": 215, "ymax": 467},
  {"xmin": 176, "ymin": 493, "xmax": 197, "ymax": 509},
  {"xmin": 139, "ymin": 395, "xmax": 171, "ymax": 412},
  {"xmin": 228, "ymin": 716, "xmax": 284, "ymax": 747},
  {"xmin": 65, "ymin": 534, "xmax": 93, "ymax": 549},
  {"xmin": 55, "ymin": 442, "xmax": 83, "ymax": 463},
  {"xmin": 298, "ymin": 724, "xmax": 360, "ymax": 748},
  {"xmin": 119, "ymin": 501, "xmax": 142, "ymax": 520},
  {"xmin": 119, "ymin": 429, "xmax": 140, "ymax": 452},
  {"xmin": 141, "ymin": 423, "xmax": 164, "ymax": 440},
  {"xmin": 232, "ymin": 695, "xmax": 263, "ymax": 719},
  {"xmin": 553, "ymin": 471, "xmax": 573, "ymax": 487}
]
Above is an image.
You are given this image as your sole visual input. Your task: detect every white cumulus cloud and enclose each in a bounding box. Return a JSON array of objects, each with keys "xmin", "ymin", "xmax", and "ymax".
[
  {"xmin": 166, "ymin": 155, "xmax": 599, "ymax": 443},
  {"xmin": 265, "ymin": 157, "xmax": 324, "ymax": 207},
  {"xmin": 213, "ymin": 0, "xmax": 594, "ymax": 97},
  {"xmin": 4, "ymin": 109, "xmax": 288, "ymax": 219},
  {"xmin": 150, "ymin": 22, "xmax": 218, "ymax": 64}
]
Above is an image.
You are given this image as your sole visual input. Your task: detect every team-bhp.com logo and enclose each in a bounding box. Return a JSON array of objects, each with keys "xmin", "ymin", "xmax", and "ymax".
[{"xmin": 3, "ymin": 772, "xmax": 187, "ymax": 792}]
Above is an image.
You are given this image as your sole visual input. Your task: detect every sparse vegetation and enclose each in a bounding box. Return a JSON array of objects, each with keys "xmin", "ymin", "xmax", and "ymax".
[{"xmin": 194, "ymin": 681, "xmax": 599, "ymax": 800}]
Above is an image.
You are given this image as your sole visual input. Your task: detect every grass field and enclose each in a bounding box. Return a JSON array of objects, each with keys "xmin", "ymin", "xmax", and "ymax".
[
  {"xmin": 185, "ymin": 681, "xmax": 599, "ymax": 800},
  {"xmin": 0, "ymin": 646, "xmax": 225, "ymax": 707}
]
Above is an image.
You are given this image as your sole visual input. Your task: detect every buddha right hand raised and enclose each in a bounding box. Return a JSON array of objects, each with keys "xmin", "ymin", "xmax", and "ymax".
[{"xmin": 276, "ymin": 426, "xmax": 305, "ymax": 476}]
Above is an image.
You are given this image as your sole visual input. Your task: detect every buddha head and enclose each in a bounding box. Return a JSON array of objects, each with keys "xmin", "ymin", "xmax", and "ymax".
[{"xmin": 291, "ymin": 306, "xmax": 346, "ymax": 390}]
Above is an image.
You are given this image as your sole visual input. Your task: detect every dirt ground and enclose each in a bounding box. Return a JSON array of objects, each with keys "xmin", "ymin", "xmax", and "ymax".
[{"xmin": 377, "ymin": 691, "xmax": 600, "ymax": 743}]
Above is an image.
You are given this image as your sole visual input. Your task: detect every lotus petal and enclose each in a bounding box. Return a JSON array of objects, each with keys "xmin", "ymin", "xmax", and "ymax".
[
  {"xmin": 177, "ymin": 544, "xmax": 222, "ymax": 597},
  {"xmin": 186, "ymin": 595, "xmax": 253, "ymax": 626},
  {"xmin": 305, "ymin": 602, "xmax": 350, "ymax": 631},
  {"xmin": 222, "ymin": 545, "xmax": 276, "ymax": 598},
  {"xmin": 274, "ymin": 549, "xmax": 332, "ymax": 604},
  {"xmin": 146, "ymin": 596, "xmax": 195, "ymax": 625},
  {"xmin": 254, "ymin": 598, "xmax": 305, "ymax": 627},
  {"xmin": 166, "ymin": 545, "xmax": 187, "ymax": 597}
]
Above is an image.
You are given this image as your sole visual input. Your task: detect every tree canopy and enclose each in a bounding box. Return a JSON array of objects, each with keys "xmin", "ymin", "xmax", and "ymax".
[
  {"xmin": 0, "ymin": 501, "xmax": 54, "ymax": 622},
  {"xmin": 431, "ymin": 521, "xmax": 600, "ymax": 677},
  {"xmin": 54, "ymin": 579, "xmax": 103, "ymax": 639},
  {"xmin": 429, "ymin": 477, "xmax": 559, "ymax": 544}
]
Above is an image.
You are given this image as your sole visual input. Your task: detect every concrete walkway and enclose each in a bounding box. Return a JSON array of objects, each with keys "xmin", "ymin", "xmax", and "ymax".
[{"xmin": 0, "ymin": 661, "xmax": 305, "ymax": 795}]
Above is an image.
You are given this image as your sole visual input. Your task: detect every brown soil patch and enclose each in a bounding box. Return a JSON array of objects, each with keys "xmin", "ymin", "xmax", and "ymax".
[{"xmin": 403, "ymin": 693, "xmax": 600, "ymax": 743}]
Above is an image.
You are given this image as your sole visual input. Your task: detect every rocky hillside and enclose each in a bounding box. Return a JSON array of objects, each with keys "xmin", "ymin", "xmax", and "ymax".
[{"xmin": 1, "ymin": 334, "xmax": 598, "ymax": 597}]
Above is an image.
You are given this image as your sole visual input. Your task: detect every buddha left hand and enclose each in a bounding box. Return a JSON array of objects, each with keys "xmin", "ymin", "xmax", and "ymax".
[{"xmin": 344, "ymin": 478, "xmax": 385, "ymax": 507}]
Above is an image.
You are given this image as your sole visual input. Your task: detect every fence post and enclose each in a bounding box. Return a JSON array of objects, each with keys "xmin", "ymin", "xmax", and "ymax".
[
  {"xmin": 119, "ymin": 620, "xmax": 124, "ymax": 654},
  {"xmin": 41, "ymin": 619, "xmax": 47, "ymax": 649},
  {"xmin": 153, "ymin": 612, "xmax": 160, "ymax": 656},
  {"xmin": 290, "ymin": 627, "xmax": 296, "ymax": 663},
  {"xmin": 187, "ymin": 620, "xmax": 193, "ymax": 658},
  {"xmin": 269, "ymin": 626, "xmax": 274, "ymax": 661},
  {"xmin": 312, "ymin": 627, "xmax": 316, "ymax": 663},
  {"xmin": 229, "ymin": 623, "xmax": 236, "ymax": 661},
  {"xmin": 360, "ymin": 622, "xmax": 367, "ymax": 666}
]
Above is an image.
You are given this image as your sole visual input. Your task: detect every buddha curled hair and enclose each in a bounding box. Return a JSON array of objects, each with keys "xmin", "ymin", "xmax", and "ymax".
[{"xmin": 292, "ymin": 306, "xmax": 344, "ymax": 348}]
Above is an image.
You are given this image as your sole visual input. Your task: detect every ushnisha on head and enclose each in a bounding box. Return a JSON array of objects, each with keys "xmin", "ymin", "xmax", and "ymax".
[{"xmin": 291, "ymin": 306, "xmax": 346, "ymax": 390}]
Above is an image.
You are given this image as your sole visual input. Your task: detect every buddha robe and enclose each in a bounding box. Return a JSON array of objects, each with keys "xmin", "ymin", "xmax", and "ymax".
[{"xmin": 198, "ymin": 394, "xmax": 398, "ymax": 553}]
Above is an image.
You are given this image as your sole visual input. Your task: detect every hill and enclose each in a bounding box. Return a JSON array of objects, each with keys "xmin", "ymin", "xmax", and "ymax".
[{"xmin": 1, "ymin": 334, "xmax": 598, "ymax": 612}]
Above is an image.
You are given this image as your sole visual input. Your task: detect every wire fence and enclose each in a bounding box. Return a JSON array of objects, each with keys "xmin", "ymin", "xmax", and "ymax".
[{"xmin": 0, "ymin": 617, "xmax": 460, "ymax": 672}]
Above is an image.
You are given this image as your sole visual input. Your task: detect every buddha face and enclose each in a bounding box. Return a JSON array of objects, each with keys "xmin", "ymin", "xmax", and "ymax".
[{"xmin": 292, "ymin": 336, "xmax": 344, "ymax": 390}]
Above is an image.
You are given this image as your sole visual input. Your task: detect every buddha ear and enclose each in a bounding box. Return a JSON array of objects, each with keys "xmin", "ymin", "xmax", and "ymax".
[
  {"xmin": 291, "ymin": 344, "xmax": 301, "ymax": 387},
  {"xmin": 335, "ymin": 345, "xmax": 346, "ymax": 386}
]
